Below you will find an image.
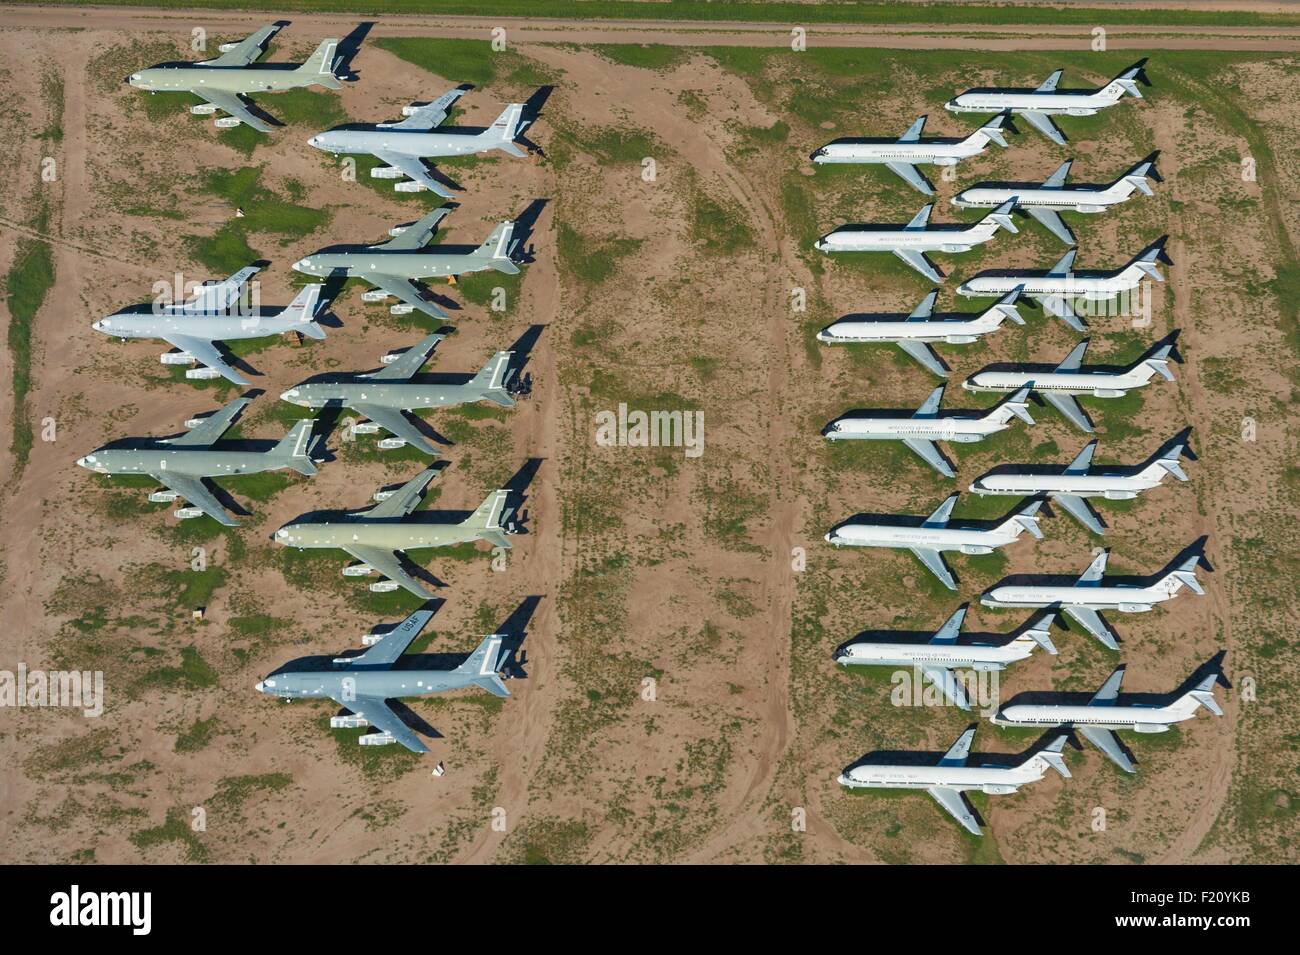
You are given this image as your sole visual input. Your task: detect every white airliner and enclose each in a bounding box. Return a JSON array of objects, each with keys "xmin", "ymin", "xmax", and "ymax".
[
  {"xmin": 963, "ymin": 338, "xmax": 1175, "ymax": 433},
  {"xmin": 816, "ymin": 201, "xmax": 1018, "ymax": 283},
  {"xmin": 945, "ymin": 60, "xmax": 1147, "ymax": 145},
  {"xmin": 817, "ymin": 289, "xmax": 1024, "ymax": 376},
  {"xmin": 991, "ymin": 665, "xmax": 1222, "ymax": 774},
  {"xmin": 825, "ymin": 383, "xmax": 1034, "ymax": 478},
  {"xmin": 811, "ymin": 114, "xmax": 1009, "ymax": 195},
  {"xmin": 980, "ymin": 548, "xmax": 1204, "ymax": 650},
  {"xmin": 970, "ymin": 435, "xmax": 1190, "ymax": 534},
  {"xmin": 834, "ymin": 606, "xmax": 1057, "ymax": 710},
  {"xmin": 826, "ymin": 494, "xmax": 1044, "ymax": 591},
  {"xmin": 838, "ymin": 727, "xmax": 1071, "ymax": 835},
  {"xmin": 956, "ymin": 237, "xmax": 1167, "ymax": 331},
  {"xmin": 951, "ymin": 158, "xmax": 1157, "ymax": 246}
]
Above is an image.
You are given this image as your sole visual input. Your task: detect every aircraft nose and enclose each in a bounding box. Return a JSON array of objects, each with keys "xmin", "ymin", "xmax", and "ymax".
[{"xmin": 254, "ymin": 680, "xmax": 265, "ymax": 692}]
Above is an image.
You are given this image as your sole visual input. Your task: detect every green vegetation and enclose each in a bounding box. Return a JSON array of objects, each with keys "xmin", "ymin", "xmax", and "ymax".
[
  {"xmin": 592, "ymin": 44, "xmax": 685, "ymax": 71},
  {"xmin": 189, "ymin": 166, "xmax": 330, "ymax": 273},
  {"xmin": 174, "ymin": 717, "xmax": 220, "ymax": 753},
  {"xmin": 557, "ymin": 222, "xmax": 643, "ymax": 284},
  {"xmin": 374, "ymin": 36, "xmax": 552, "ymax": 87},
  {"xmin": 4, "ymin": 203, "xmax": 54, "ymax": 474}
]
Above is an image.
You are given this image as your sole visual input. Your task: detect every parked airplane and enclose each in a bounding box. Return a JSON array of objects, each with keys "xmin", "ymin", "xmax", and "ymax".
[
  {"xmin": 816, "ymin": 201, "xmax": 1018, "ymax": 283},
  {"xmin": 991, "ymin": 664, "xmax": 1222, "ymax": 774},
  {"xmin": 945, "ymin": 60, "xmax": 1148, "ymax": 145},
  {"xmin": 981, "ymin": 548, "xmax": 1204, "ymax": 649},
  {"xmin": 970, "ymin": 435, "xmax": 1190, "ymax": 534},
  {"xmin": 956, "ymin": 238, "xmax": 1167, "ymax": 331},
  {"xmin": 963, "ymin": 339, "xmax": 1175, "ymax": 433},
  {"xmin": 93, "ymin": 267, "xmax": 325, "ymax": 385},
  {"xmin": 835, "ymin": 606, "xmax": 1057, "ymax": 710},
  {"xmin": 826, "ymin": 494, "xmax": 1044, "ymax": 591},
  {"xmin": 952, "ymin": 158, "xmax": 1157, "ymax": 246},
  {"xmin": 811, "ymin": 114, "xmax": 1009, "ymax": 194},
  {"xmin": 76, "ymin": 397, "xmax": 318, "ymax": 526},
  {"xmin": 281, "ymin": 333, "xmax": 516, "ymax": 455},
  {"xmin": 816, "ymin": 290, "xmax": 1024, "ymax": 376},
  {"xmin": 824, "ymin": 383, "xmax": 1034, "ymax": 479},
  {"xmin": 838, "ymin": 727, "xmax": 1071, "ymax": 835},
  {"xmin": 256, "ymin": 605, "xmax": 515, "ymax": 753},
  {"xmin": 293, "ymin": 205, "xmax": 520, "ymax": 320},
  {"xmin": 273, "ymin": 468, "xmax": 513, "ymax": 597},
  {"xmin": 310, "ymin": 89, "xmax": 530, "ymax": 198},
  {"xmin": 127, "ymin": 24, "xmax": 341, "ymax": 132}
]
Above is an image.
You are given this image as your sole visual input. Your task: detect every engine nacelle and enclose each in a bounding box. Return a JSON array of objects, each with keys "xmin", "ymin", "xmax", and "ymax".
[
  {"xmin": 981, "ymin": 783, "xmax": 1017, "ymax": 795},
  {"xmin": 184, "ymin": 417, "xmax": 206, "ymax": 428},
  {"xmin": 1133, "ymin": 723, "xmax": 1168, "ymax": 734},
  {"xmin": 350, "ymin": 422, "xmax": 381, "ymax": 435},
  {"xmin": 388, "ymin": 225, "xmax": 409, "ymax": 237},
  {"xmin": 389, "ymin": 304, "xmax": 415, "ymax": 316},
  {"xmin": 940, "ymin": 244, "xmax": 972, "ymax": 254},
  {"xmin": 1065, "ymin": 107, "xmax": 1096, "ymax": 117},
  {"xmin": 1117, "ymin": 602, "xmax": 1152, "ymax": 613},
  {"xmin": 214, "ymin": 117, "xmax": 242, "ymax": 129},
  {"xmin": 160, "ymin": 351, "xmax": 195, "ymax": 365},
  {"xmin": 358, "ymin": 731, "xmax": 397, "ymax": 746},
  {"xmin": 1091, "ymin": 389, "xmax": 1126, "ymax": 398},
  {"xmin": 330, "ymin": 714, "xmax": 370, "ymax": 728},
  {"xmin": 944, "ymin": 335, "xmax": 978, "ymax": 345},
  {"xmin": 1102, "ymin": 490, "xmax": 1137, "ymax": 500},
  {"xmin": 342, "ymin": 564, "xmax": 374, "ymax": 577},
  {"xmin": 148, "ymin": 490, "xmax": 180, "ymax": 503},
  {"xmin": 369, "ymin": 580, "xmax": 399, "ymax": 593},
  {"xmin": 373, "ymin": 489, "xmax": 395, "ymax": 502},
  {"xmin": 218, "ymin": 42, "xmax": 239, "ymax": 52},
  {"xmin": 971, "ymin": 662, "xmax": 1003, "ymax": 673},
  {"xmin": 361, "ymin": 289, "xmax": 390, "ymax": 303},
  {"xmin": 377, "ymin": 437, "xmax": 407, "ymax": 450},
  {"xmin": 401, "ymin": 104, "xmax": 421, "ymax": 116},
  {"xmin": 959, "ymin": 543, "xmax": 993, "ymax": 555},
  {"xmin": 185, "ymin": 367, "xmax": 222, "ymax": 380},
  {"xmin": 1076, "ymin": 204, "xmax": 1106, "ymax": 214},
  {"xmin": 190, "ymin": 104, "xmax": 218, "ymax": 115},
  {"xmin": 370, "ymin": 166, "xmax": 403, "ymax": 179},
  {"xmin": 393, "ymin": 181, "xmax": 426, "ymax": 193},
  {"xmin": 174, "ymin": 507, "xmax": 204, "ymax": 520},
  {"xmin": 932, "ymin": 157, "xmax": 958, "ymax": 167},
  {"xmin": 361, "ymin": 632, "xmax": 383, "ymax": 646}
]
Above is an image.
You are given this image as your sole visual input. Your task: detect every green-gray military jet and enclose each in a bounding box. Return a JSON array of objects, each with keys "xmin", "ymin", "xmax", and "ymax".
[
  {"xmin": 127, "ymin": 23, "xmax": 341, "ymax": 132},
  {"xmin": 279, "ymin": 332, "xmax": 515, "ymax": 455},
  {"xmin": 273, "ymin": 468, "xmax": 513, "ymax": 596},
  {"xmin": 76, "ymin": 397, "xmax": 320, "ymax": 526}
]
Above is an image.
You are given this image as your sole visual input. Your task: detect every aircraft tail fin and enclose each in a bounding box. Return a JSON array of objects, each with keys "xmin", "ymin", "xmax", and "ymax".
[
  {"xmin": 968, "ymin": 112, "xmax": 1009, "ymax": 149},
  {"xmin": 984, "ymin": 288, "xmax": 1025, "ymax": 326},
  {"xmin": 270, "ymin": 419, "xmax": 318, "ymax": 476},
  {"xmin": 1125, "ymin": 237, "xmax": 1166, "ymax": 283},
  {"xmin": 298, "ymin": 39, "xmax": 341, "ymax": 89},
  {"xmin": 1116, "ymin": 159, "xmax": 1156, "ymax": 197},
  {"xmin": 470, "ymin": 351, "xmax": 516, "ymax": 407},
  {"xmin": 286, "ymin": 284, "xmax": 326, "ymax": 338},
  {"xmin": 462, "ymin": 489, "xmax": 513, "ymax": 548},
  {"xmin": 987, "ymin": 383, "xmax": 1035, "ymax": 426},
  {"xmin": 1025, "ymin": 735, "xmax": 1072, "ymax": 778},
  {"xmin": 451, "ymin": 633, "xmax": 511, "ymax": 697},
  {"xmin": 483, "ymin": 103, "xmax": 528, "ymax": 156},
  {"xmin": 477, "ymin": 221, "xmax": 520, "ymax": 275},
  {"xmin": 1100, "ymin": 60, "xmax": 1146, "ymax": 102},
  {"xmin": 1172, "ymin": 672, "xmax": 1222, "ymax": 718},
  {"xmin": 981, "ymin": 199, "xmax": 1019, "ymax": 235},
  {"xmin": 1138, "ymin": 343, "xmax": 1176, "ymax": 382},
  {"xmin": 1013, "ymin": 612, "xmax": 1058, "ymax": 654},
  {"xmin": 1001, "ymin": 497, "xmax": 1044, "ymax": 539},
  {"xmin": 1139, "ymin": 438, "xmax": 1189, "ymax": 483},
  {"xmin": 1162, "ymin": 554, "xmax": 1204, "ymax": 596}
]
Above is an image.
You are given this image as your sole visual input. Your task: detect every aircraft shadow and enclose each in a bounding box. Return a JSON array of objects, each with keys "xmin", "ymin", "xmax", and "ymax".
[
  {"xmin": 986, "ymin": 534, "xmax": 1210, "ymax": 591},
  {"xmin": 968, "ymin": 329, "xmax": 1181, "ymax": 377}
]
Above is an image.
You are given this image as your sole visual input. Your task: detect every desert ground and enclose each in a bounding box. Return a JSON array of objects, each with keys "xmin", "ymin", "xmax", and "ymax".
[{"xmin": 0, "ymin": 11, "xmax": 1296, "ymax": 864}]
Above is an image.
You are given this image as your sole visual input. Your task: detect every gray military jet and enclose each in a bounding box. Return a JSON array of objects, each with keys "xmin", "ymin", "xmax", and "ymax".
[
  {"xmin": 76, "ymin": 397, "xmax": 319, "ymax": 526},
  {"xmin": 256, "ymin": 605, "xmax": 515, "ymax": 753},
  {"xmin": 273, "ymin": 468, "xmax": 514, "ymax": 596},
  {"xmin": 126, "ymin": 24, "xmax": 341, "ymax": 132},
  {"xmin": 293, "ymin": 205, "xmax": 520, "ymax": 320},
  {"xmin": 309, "ymin": 88, "xmax": 530, "ymax": 197},
  {"xmin": 280, "ymin": 332, "xmax": 515, "ymax": 455},
  {"xmin": 93, "ymin": 266, "xmax": 325, "ymax": 385}
]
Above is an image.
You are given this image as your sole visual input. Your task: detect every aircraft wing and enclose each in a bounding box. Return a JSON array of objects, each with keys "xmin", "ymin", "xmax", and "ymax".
[
  {"xmin": 1063, "ymin": 605, "xmax": 1119, "ymax": 650},
  {"xmin": 370, "ymin": 150, "xmax": 453, "ymax": 199},
  {"xmin": 162, "ymin": 334, "xmax": 248, "ymax": 386},
  {"xmin": 166, "ymin": 396, "xmax": 249, "ymax": 446},
  {"xmin": 1043, "ymin": 392, "xmax": 1095, "ymax": 433},
  {"xmin": 332, "ymin": 693, "xmax": 428, "ymax": 753},
  {"xmin": 195, "ymin": 89, "xmax": 271, "ymax": 133},
  {"xmin": 903, "ymin": 437, "xmax": 955, "ymax": 478},
  {"xmin": 367, "ymin": 467, "xmax": 438, "ymax": 519},
  {"xmin": 148, "ymin": 472, "xmax": 237, "ymax": 526},
  {"xmin": 885, "ymin": 161, "xmax": 934, "ymax": 195},
  {"xmin": 1056, "ymin": 341, "xmax": 1089, "ymax": 371},
  {"xmin": 896, "ymin": 340, "xmax": 947, "ymax": 377},
  {"xmin": 176, "ymin": 266, "xmax": 259, "ymax": 313},
  {"xmin": 910, "ymin": 547, "xmax": 957, "ymax": 590},
  {"xmin": 1027, "ymin": 206, "xmax": 1076, "ymax": 246},
  {"xmin": 1063, "ymin": 440, "xmax": 1096, "ymax": 474},
  {"xmin": 939, "ymin": 727, "xmax": 976, "ymax": 765},
  {"xmin": 351, "ymin": 403, "xmax": 439, "ymax": 455},
  {"xmin": 376, "ymin": 206, "xmax": 454, "ymax": 251},
  {"xmin": 1079, "ymin": 725, "xmax": 1135, "ymax": 774},
  {"xmin": 927, "ymin": 787, "xmax": 982, "ymax": 834},
  {"xmin": 1036, "ymin": 294, "xmax": 1086, "ymax": 332},
  {"xmin": 378, "ymin": 87, "xmax": 466, "ymax": 130},
  {"xmin": 1078, "ymin": 549, "xmax": 1108, "ymax": 583},
  {"xmin": 1090, "ymin": 666, "xmax": 1126, "ymax": 704},
  {"xmin": 892, "ymin": 249, "xmax": 943, "ymax": 283},
  {"xmin": 1018, "ymin": 110, "xmax": 1067, "ymax": 145},
  {"xmin": 907, "ymin": 291, "xmax": 938, "ymax": 320},
  {"xmin": 931, "ymin": 606, "xmax": 967, "ymax": 644},
  {"xmin": 1036, "ymin": 69, "xmax": 1064, "ymax": 93},
  {"xmin": 356, "ymin": 272, "xmax": 447, "ymax": 319},
  {"xmin": 1043, "ymin": 159, "xmax": 1072, "ymax": 188},
  {"xmin": 204, "ymin": 24, "xmax": 279, "ymax": 67},
  {"xmin": 352, "ymin": 608, "xmax": 436, "ymax": 667},
  {"xmin": 1052, "ymin": 492, "xmax": 1104, "ymax": 535},
  {"xmin": 922, "ymin": 665, "xmax": 971, "ymax": 711},
  {"xmin": 343, "ymin": 544, "xmax": 433, "ymax": 598},
  {"xmin": 364, "ymin": 333, "xmax": 445, "ymax": 381}
]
